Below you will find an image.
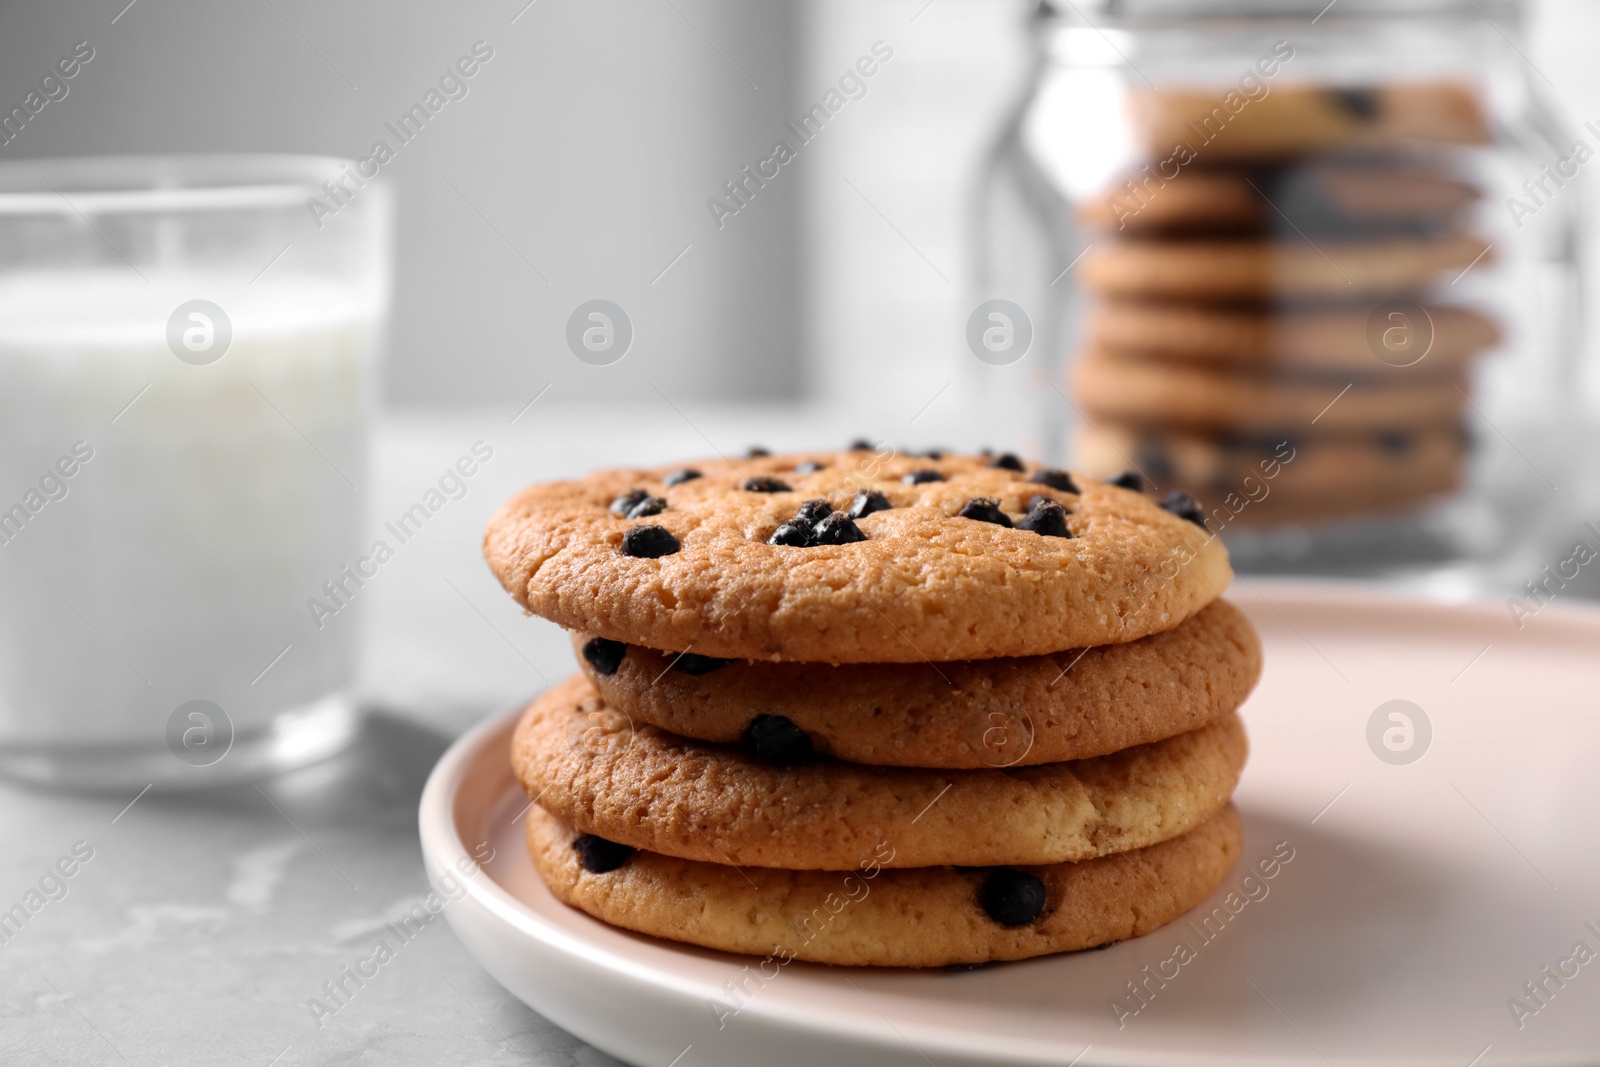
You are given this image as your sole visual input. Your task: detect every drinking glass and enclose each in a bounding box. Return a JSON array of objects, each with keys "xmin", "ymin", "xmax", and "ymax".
[{"xmin": 0, "ymin": 154, "xmax": 392, "ymax": 790}]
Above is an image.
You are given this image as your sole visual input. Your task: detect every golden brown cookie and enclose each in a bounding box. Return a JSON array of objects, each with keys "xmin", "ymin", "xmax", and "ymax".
[
  {"xmin": 1128, "ymin": 80, "xmax": 1490, "ymax": 161},
  {"xmin": 1086, "ymin": 301, "xmax": 1499, "ymax": 376},
  {"xmin": 1071, "ymin": 352, "xmax": 1469, "ymax": 434},
  {"xmin": 1226, "ymin": 480, "xmax": 1460, "ymax": 526},
  {"xmin": 1079, "ymin": 234, "xmax": 1491, "ymax": 299},
  {"xmin": 569, "ymin": 599, "xmax": 1261, "ymax": 769},
  {"xmin": 1080, "ymin": 160, "xmax": 1481, "ymax": 235},
  {"xmin": 511, "ymin": 674, "xmax": 1248, "ymax": 870},
  {"xmin": 526, "ymin": 803, "xmax": 1244, "ymax": 967},
  {"xmin": 484, "ymin": 449, "xmax": 1231, "ymax": 662},
  {"xmin": 1074, "ymin": 424, "xmax": 1464, "ymax": 528}
]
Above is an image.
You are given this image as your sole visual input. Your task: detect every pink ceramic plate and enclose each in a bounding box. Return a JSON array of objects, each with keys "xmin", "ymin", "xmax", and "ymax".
[{"xmin": 420, "ymin": 579, "xmax": 1600, "ymax": 1066}]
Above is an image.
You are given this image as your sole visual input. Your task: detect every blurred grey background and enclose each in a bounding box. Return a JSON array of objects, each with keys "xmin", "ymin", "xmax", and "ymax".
[{"xmin": 2, "ymin": 0, "xmax": 1597, "ymax": 411}]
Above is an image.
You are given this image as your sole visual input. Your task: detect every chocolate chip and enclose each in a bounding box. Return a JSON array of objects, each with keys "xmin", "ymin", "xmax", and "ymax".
[
  {"xmin": 1136, "ymin": 443, "xmax": 1175, "ymax": 485},
  {"xmin": 744, "ymin": 475, "xmax": 791, "ymax": 493},
  {"xmin": 793, "ymin": 499, "xmax": 833, "ymax": 527},
  {"xmin": 922, "ymin": 449, "xmax": 946, "ymax": 460},
  {"xmin": 743, "ymin": 714, "xmax": 816, "ymax": 764},
  {"xmin": 903, "ymin": 470, "xmax": 945, "ymax": 485},
  {"xmin": 768, "ymin": 521, "xmax": 813, "ymax": 547},
  {"xmin": 980, "ymin": 868, "xmax": 1047, "ymax": 927},
  {"xmin": 1018, "ymin": 498, "xmax": 1071, "ymax": 538},
  {"xmin": 990, "ymin": 452, "xmax": 1025, "ymax": 472},
  {"xmin": 747, "ymin": 446, "xmax": 771, "ymax": 458},
  {"xmin": 795, "ymin": 461, "xmax": 825, "ymax": 473},
  {"xmin": 849, "ymin": 438, "xmax": 875, "ymax": 451},
  {"xmin": 573, "ymin": 835, "xmax": 635, "ymax": 873},
  {"xmin": 1330, "ymin": 87, "xmax": 1381, "ymax": 121},
  {"xmin": 623, "ymin": 495, "xmax": 667, "ymax": 520},
  {"xmin": 609, "ymin": 488, "xmax": 649, "ymax": 516},
  {"xmin": 1377, "ymin": 430, "xmax": 1412, "ymax": 455},
  {"xmin": 956, "ymin": 497, "xmax": 1012, "ymax": 527},
  {"xmin": 849, "ymin": 489, "xmax": 891, "ymax": 519},
  {"xmin": 1028, "ymin": 469, "xmax": 1079, "ymax": 493},
  {"xmin": 1271, "ymin": 173, "xmax": 1354, "ymax": 234},
  {"xmin": 621, "ymin": 525, "xmax": 680, "ymax": 558},
  {"xmin": 1159, "ymin": 490, "xmax": 1208, "ymax": 529},
  {"xmin": 664, "ymin": 468, "xmax": 702, "ymax": 487},
  {"xmin": 1109, "ymin": 471, "xmax": 1144, "ymax": 492},
  {"xmin": 581, "ymin": 637, "xmax": 628, "ymax": 676},
  {"xmin": 674, "ymin": 653, "xmax": 728, "ymax": 675},
  {"xmin": 812, "ymin": 511, "xmax": 867, "ymax": 545},
  {"xmin": 769, "ymin": 499, "xmax": 833, "ymax": 546}
]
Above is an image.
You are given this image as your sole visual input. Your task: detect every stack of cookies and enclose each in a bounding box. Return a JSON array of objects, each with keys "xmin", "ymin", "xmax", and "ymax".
[
  {"xmin": 484, "ymin": 447, "xmax": 1261, "ymax": 967},
  {"xmin": 1071, "ymin": 80, "xmax": 1499, "ymax": 527}
]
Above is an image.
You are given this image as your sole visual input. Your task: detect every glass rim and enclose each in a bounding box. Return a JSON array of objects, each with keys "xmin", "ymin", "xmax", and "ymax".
[{"xmin": 0, "ymin": 153, "xmax": 384, "ymax": 216}]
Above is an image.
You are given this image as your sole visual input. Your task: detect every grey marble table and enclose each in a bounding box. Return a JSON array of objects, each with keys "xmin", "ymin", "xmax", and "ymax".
[
  {"xmin": 4, "ymin": 407, "xmax": 1596, "ymax": 1066},
  {"xmin": 2, "ymin": 403, "xmax": 941, "ymax": 1067}
]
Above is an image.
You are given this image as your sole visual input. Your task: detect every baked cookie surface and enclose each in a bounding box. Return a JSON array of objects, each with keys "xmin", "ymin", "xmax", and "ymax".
[
  {"xmin": 526, "ymin": 803, "xmax": 1244, "ymax": 967},
  {"xmin": 1086, "ymin": 301, "xmax": 1498, "ymax": 376},
  {"xmin": 1079, "ymin": 234, "xmax": 1491, "ymax": 299},
  {"xmin": 1072, "ymin": 353, "xmax": 1468, "ymax": 434},
  {"xmin": 1128, "ymin": 80, "xmax": 1490, "ymax": 161},
  {"xmin": 571, "ymin": 598, "xmax": 1261, "ymax": 768},
  {"xmin": 1077, "ymin": 423, "xmax": 1463, "ymax": 498},
  {"xmin": 1075, "ymin": 425, "xmax": 1463, "ymax": 527},
  {"xmin": 1080, "ymin": 161, "xmax": 1480, "ymax": 236},
  {"xmin": 485, "ymin": 449, "xmax": 1231, "ymax": 662},
  {"xmin": 511, "ymin": 674, "xmax": 1248, "ymax": 870}
]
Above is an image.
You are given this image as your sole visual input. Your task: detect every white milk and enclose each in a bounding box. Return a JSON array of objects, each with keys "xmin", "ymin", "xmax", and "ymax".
[{"xmin": 0, "ymin": 270, "xmax": 378, "ymax": 747}]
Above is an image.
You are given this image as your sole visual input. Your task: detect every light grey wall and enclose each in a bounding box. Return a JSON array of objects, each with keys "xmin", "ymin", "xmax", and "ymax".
[
  {"xmin": 4, "ymin": 0, "xmax": 1596, "ymax": 415},
  {"xmin": 0, "ymin": 0, "xmax": 802, "ymax": 407}
]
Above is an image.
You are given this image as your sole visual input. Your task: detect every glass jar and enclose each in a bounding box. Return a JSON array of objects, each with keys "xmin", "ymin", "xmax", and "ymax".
[{"xmin": 972, "ymin": 0, "xmax": 1582, "ymax": 591}]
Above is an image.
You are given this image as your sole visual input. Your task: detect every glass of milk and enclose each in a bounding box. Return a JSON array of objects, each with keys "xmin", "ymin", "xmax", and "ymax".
[{"xmin": 0, "ymin": 155, "xmax": 391, "ymax": 791}]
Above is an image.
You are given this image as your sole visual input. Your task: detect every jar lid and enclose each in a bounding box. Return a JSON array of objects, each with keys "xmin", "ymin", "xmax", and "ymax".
[{"xmin": 1048, "ymin": 0, "xmax": 1520, "ymax": 22}]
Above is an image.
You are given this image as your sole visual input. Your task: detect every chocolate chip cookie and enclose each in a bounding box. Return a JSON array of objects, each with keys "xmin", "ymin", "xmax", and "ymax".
[
  {"xmin": 1128, "ymin": 80, "xmax": 1489, "ymax": 162},
  {"xmin": 1080, "ymin": 159, "xmax": 1480, "ymax": 236},
  {"xmin": 510, "ymin": 674, "xmax": 1248, "ymax": 870},
  {"xmin": 1079, "ymin": 233, "xmax": 1492, "ymax": 300},
  {"xmin": 1072, "ymin": 352, "xmax": 1469, "ymax": 434},
  {"xmin": 1086, "ymin": 301, "xmax": 1498, "ymax": 376},
  {"xmin": 525, "ymin": 803, "xmax": 1243, "ymax": 967},
  {"xmin": 485, "ymin": 449, "xmax": 1231, "ymax": 662},
  {"xmin": 570, "ymin": 598, "xmax": 1261, "ymax": 768}
]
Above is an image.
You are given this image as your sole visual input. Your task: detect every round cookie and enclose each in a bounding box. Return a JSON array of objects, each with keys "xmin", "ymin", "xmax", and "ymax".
[
  {"xmin": 484, "ymin": 449, "xmax": 1231, "ymax": 663},
  {"xmin": 526, "ymin": 803, "xmax": 1244, "ymax": 967},
  {"xmin": 511, "ymin": 674, "xmax": 1248, "ymax": 870},
  {"xmin": 1128, "ymin": 80, "xmax": 1489, "ymax": 161},
  {"xmin": 1225, "ymin": 479, "xmax": 1460, "ymax": 526},
  {"xmin": 1079, "ymin": 233, "xmax": 1492, "ymax": 299},
  {"xmin": 1076, "ymin": 423, "xmax": 1465, "ymax": 500},
  {"xmin": 1071, "ymin": 352, "xmax": 1469, "ymax": 434},
  {"xmin": 570, "ymin": 599, "xmax": 1262, "ymax": 769},
  {"xmin": 1080, "ymin": 161, "xmax": 1480, "ymax": 236},
  {"xmin": 1086, "ymin": 301, "xmax": 1499, "ymax": 376},
  {"xmin": 1074, "ymin": 425, "xmax": 1464, "ymax": 527}
]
